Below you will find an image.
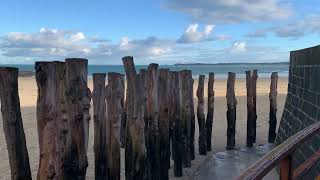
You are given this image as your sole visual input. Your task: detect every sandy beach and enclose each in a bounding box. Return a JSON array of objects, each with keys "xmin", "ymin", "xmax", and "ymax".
[{"xmin": 0, "ymin": 76, "xmax": 288, "ymax": 179}]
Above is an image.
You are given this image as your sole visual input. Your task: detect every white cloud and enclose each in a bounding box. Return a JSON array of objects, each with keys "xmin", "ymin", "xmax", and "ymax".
[
  {"xmin": 230, "ymin": 42, "xmax": 247, "ymax": 53},
  {"xmin": 149, "ymin": 47, "xmax": 171, "ymax": 56},
  {"xmin": 0, "ymin": 28, "xmax": 91, "ymax": 58},
  {"xmin": 115, "ymin": 36, "xmax": 174, "ymax": 59},
  {"xmin": 40, "ymin": 27, "xmax": 58, "ymax": 34},
  {"xmin": 177, "ymin": 24, "xmax": 229, "ymax": 43},
  {"xmin": 70, "ymin": 32, "xmax": 86, "ymax": 42},
  {"xmin": 0, "ymin": 27, "xmax": 288, "ymax": 64},
  {"xmin": 119, "ymin": 37, "xmax": 130, "ymax": 50},
  {"xmin": 247, "ymin": 14, "xmax": 320, "ymax": 39},
  {"xmin": 174, "ymin": 44, "xmax": 288, "ymax": 63},
  {"xmin": 272, "ymin": 15, "xmax": 320, "ymax": 38},
  {"xmin": 166, "ymin": 0, "xmax": 292, "ymax": 24},
  {"xmin": 0, "ymin": 28, "xmax": 175, "ymax": 63},
  {"xmin": 204, "ymin": 25, "xmax": 214, "ymax": 36}
]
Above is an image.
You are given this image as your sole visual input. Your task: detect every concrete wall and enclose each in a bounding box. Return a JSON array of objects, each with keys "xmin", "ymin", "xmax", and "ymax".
[{"xmin": 276, "ymin": 45, "xmax": 320, "ymax": 179}]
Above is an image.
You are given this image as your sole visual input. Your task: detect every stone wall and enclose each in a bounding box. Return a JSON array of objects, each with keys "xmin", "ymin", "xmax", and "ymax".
[{"xmin": 276, "ymin": 45, "xmax": 320, "ymax": 179}]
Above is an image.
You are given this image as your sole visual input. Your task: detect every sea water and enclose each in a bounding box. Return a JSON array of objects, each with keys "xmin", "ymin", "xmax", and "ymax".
[{"xmin": 0, "ymin": 63, "xmax": 289, "ymax": 79}]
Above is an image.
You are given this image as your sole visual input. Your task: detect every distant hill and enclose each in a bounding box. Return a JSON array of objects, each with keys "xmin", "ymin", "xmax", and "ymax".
[{"xmin": 174, "ymin": 62, "xmax": 289, "ymax": 66}]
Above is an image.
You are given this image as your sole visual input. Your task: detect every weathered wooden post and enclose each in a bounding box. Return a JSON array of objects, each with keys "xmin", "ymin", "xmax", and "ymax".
[
  {"xmin": 226, "ymin": 72, "xmax": 237, "ymax": 150},
  {"xmin": 268, "ymin": 72, "xmax": 278, "ymax": 143},
  {"xmin": 190, "ymin": 78, "xmax": 195, "ymax": 160},
  {"xmin": 64, "ymin": 58, "xmax": 91, "ymax": 179},
  {"xmin": 158, "ymin": 69, "xmax": 171, "ymax": 180},
  {"xmin": 36, "ymin": 59, "xmax": 90, "ymax": 179},
  {"xmin": 35, "ymin": 61, "xmax": 68, "ymax": 180},
  {"xmin": 120, "ymin": 74, "xmax": 126, "ymax": 148},
  {"xmin": 144, "ymin": 64, "xmax": 160, "ymax": 180},
  {"xmin": 169, "ymin": 72, "xmax": 175, "ymax": 162},
  {"xmin": 123, "ymin": 56, "xmax": 135, "ymax": 179},
  {"xmin": 252, "ymin": 70, "xmax": 258, "ymax": 143},
  {"xmin": 106, "ymin": 72, "xmax": 123, "ymax": 180},
  {"xmin": 206, "ymin": 72, "xmax": 214, "ymax": 151},
  {"xmin": 246, "ymin": 70, "xmax": 254, "ymax": 147},
  {"xmin": 0, "ymin": 67, "xmax": 32, "ymax": 180},
  {"xmin": 179, "ymin": 70, "xmax": 192, "ymax": 167},
  {"xmin": 197, "ymin": 75, "xmax": 207, "ymax": 155},
  {"xmin": 132, "ymin": 71, "xmax": 149, "ymax": 180},
  {"xmin": 123, "ymin": 57, "xmax": 148, "ymax": 180},
  {"xmin": 93, "ymin": 73, "xmax": 107, "ymax": 179},
  {"xmin": 171, "ymin": 71, "xmax": 183, "ymax": 177}
]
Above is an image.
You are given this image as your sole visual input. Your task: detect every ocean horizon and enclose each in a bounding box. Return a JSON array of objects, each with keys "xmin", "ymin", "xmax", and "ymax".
[{"xmin": 0, "ymin": 62, "xmax": 289, "ymax": 79}]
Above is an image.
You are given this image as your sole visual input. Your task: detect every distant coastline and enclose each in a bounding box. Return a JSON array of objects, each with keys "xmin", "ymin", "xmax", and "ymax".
[
  {"xmin": 19, "ymin": 71, "xmax": 34, "ymax": 77},
  {"xmin": 174, "ymin": 62, "xmax": 289, "ymax": 66}
]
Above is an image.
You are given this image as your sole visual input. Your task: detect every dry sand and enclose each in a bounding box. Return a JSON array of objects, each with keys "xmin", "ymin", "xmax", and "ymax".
[{"xmin": 0, "ymin": 76, "xmax": 288, "ymax": 179}]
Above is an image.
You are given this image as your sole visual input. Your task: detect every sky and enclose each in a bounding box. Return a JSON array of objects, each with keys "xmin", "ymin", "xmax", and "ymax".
[{"xmin": 0, "ymin": 0, "xmax": 319, "ymax": 65}]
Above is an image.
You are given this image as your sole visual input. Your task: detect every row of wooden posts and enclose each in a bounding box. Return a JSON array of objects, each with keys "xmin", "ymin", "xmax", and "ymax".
[{"xmin": 0, "ymin": 56, "xmax": 279, "ymax": 180}]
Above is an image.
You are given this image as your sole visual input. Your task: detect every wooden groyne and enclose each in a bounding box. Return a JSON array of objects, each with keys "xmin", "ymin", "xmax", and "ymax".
[{"xmin": 0, "ymin": 57, "xmax": 280, "ymax": 180}]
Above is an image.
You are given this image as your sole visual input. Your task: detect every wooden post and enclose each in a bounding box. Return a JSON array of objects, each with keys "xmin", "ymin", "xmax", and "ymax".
[
  {"xmin": 64, "ymin": 58, "xmax": 91, "ymax": 179},
  {"xmin": 35, "ymin": 61, "xmax": 69, "ymax": 180},
  {"xmin": 123, "ymin": 56, "xmax": 137, "ymax": 122},
  {"xmin": 206, "ymin": 72, "xmax": 214, "ymax": 151},
  {"xmin": 145, "ymin": 63, "xmax": 160, "ymax": 180},
  {"xmin": 132, "ymin": 71, "xmax": 149, "ymax": 180},
  {"xmin": 246, "ymin": 70, "xmax": 254, "ymax": 147},
  {"xmin": 93, "ymin": 73, "xmax": 107, "ymax": 179},
  {"xmin": 226, "ymin": 72, "xmax": 237, "ymax": 150},
  {"xmin": 268, "ymin": 72, "xmax": 278, "ymax": 143},
  {"xmin": 252, "ymin": 70, "xmax": 258, "ymax": 143},
  {"xmin": 179, "ymin": 70, "xmax": 192, "ymax": 167},
  {"xmin": 123, "ymin": 56, "xmax": 136, "ymax": 180},
  {"xmin": 158, "ymin": 69, "xmax": 171, "ymax": 180},
  {"xmin": 120, "ymin": 74, "xmax": 127, "ymax": 148},
  {"xmin": 190, "ymin": 78, "xmax": 195, "ymax": 160},
  {"xmin": 123, "ymin": 57, "xmax": 148, "ymax": 180},
  {"xmin": 0, "ymin": 67, "xmax": 32, "ymax": 180},
  {"xmin": 197, "ymin": 75, "xmax": 207, "ymax": 155},
  {"xmin": 169, "ymin": 72, "xmax": 175, "ymax": 162},
  {"xmin": 123, "ymin": 57, "xmax": 134, "ymax": 179},
  {"xmin": 106, "ymin": 73, "xmax": 123, "ymax": 180},
  {"xmin": 171, "ymin": 71, "xmax": 183, "ymax": 177}
]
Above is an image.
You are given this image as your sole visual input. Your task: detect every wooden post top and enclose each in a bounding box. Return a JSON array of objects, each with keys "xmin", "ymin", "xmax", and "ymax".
[
  {"xmin": 0, "ymin": 67, "xmax": 18, "ymax": 73},
  {"xmin": 108, "ymin": 72, "xmax": 121, "ymax": 77},
  {"xmin": 93, "ymin": 73, "xmax": 107, "ymax": 77},
  {"xmin": 65, "ymin": 58, "xmax": 88, "ymax": 63}
]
